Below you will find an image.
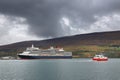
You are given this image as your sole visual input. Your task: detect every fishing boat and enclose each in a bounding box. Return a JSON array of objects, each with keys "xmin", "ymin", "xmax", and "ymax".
[{"xmin": 92, "ymin": 54, "xmax": 108, "ymax": 61}]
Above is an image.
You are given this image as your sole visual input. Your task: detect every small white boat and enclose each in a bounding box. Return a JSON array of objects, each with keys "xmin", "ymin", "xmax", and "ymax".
[{"xmin": 92, "ymin": 54, "xmax": 108, "ymax": 61}]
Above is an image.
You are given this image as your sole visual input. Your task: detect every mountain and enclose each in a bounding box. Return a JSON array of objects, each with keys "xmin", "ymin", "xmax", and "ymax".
[
  {"xmin": 0, "ymin": 31, "xmax": 120, "ymax": 58},
  {"xmin": 0, "ymin": 31, "xmax": 120, "ymax": 50}
]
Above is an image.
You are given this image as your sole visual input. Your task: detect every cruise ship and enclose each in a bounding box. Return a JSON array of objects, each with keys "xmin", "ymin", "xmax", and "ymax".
[{"xmin": 17, "ymin": 45, "xmax": 72, "ymax": 59}]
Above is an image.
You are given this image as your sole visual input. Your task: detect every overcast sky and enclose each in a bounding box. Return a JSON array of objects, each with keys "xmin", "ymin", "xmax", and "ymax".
[{"xmin": 0, "ymin": 0, "xmax": 120, "ymax": 45}]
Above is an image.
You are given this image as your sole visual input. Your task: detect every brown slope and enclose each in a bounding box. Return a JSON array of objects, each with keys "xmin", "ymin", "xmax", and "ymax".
[{"xmin": 0, "ymin": 31, "xmax": 120, "ymax": 51}]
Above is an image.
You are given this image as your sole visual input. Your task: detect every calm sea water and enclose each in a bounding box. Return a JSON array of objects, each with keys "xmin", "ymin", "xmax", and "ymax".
[{"xmin": 0, "ymin": 58, "xmax": 120, "ymax": 80}]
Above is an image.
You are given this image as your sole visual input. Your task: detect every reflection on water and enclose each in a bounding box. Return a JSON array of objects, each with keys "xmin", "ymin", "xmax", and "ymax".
[{"xmin": 0, "ymin": 58, "xmax": 120, "ymax": 80}]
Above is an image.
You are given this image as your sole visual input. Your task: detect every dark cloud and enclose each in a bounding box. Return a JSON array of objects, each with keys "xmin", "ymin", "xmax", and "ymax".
[{"xmin": 0, "ymin": 0, "xmax": 120, "ymax": 38}]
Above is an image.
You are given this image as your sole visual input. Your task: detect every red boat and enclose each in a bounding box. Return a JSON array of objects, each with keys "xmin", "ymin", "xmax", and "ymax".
[{"xmin": 92, "ymin": 54, "xmax": 108, "ymax": 61}]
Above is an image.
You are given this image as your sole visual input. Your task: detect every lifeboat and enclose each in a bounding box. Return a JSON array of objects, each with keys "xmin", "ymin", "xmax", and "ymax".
[{"xmin": 92, "ymin": 54, "xmax": 108, "ymax": 61}]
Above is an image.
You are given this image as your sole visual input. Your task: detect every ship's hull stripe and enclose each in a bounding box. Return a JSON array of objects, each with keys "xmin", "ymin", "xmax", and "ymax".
[{"xmin": 18, "ymin": 55, "xmax": 72, "ymax": 59}]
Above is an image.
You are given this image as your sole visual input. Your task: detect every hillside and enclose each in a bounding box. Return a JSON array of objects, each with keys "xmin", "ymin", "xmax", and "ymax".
[{"xmin": 0, "ymin": 31, "xmax": 120, "ymax": 58}]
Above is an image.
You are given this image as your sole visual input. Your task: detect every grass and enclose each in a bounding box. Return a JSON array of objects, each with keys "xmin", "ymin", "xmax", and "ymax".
[{"xmin": 64, "ymin": 45, "xmax": 120, "ymax": 58}]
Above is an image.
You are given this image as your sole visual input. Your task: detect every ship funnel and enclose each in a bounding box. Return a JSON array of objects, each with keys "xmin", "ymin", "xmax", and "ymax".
[
  {"xmin": 32, "ymin": 44, "xmax": 34, "ymax": 48},
  {"xmin": 50, "ymin": 46, "xmax": 54, "ymax": 49}
]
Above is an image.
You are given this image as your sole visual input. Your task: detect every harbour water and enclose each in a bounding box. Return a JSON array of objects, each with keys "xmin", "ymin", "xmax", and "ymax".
[{"xmin": 0, "ymin": 58, "xmax": 120, "ymax": 80}]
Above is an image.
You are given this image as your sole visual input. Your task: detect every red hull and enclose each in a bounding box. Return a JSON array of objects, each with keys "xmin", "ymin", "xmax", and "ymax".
[{"xmin": 92, "ymin": 58, "xmax": 108, "ymax": 61}]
